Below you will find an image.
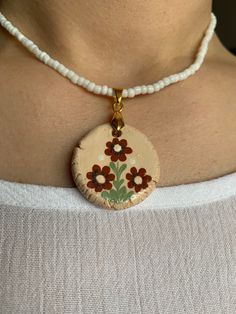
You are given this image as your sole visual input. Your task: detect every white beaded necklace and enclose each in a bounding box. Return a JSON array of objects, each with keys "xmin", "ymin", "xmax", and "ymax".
[
  {"xmin": 0, "ymin": 12, "xmax": 216, "ymax": 98},
  {"xmin": 0, "ymin": 11, "xmax": 217, "ymax": 210}
]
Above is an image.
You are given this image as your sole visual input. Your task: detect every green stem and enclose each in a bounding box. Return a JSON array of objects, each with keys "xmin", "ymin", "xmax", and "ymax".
[{"xmin": 116, "ymin": 161, "xmax": 120, "ymax": 181}]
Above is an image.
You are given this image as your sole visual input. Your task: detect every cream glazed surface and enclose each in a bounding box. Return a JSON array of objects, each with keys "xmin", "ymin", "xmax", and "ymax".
[{"xmin": 71, "ymin": 123, "xmax": 160, "ymax": 210}]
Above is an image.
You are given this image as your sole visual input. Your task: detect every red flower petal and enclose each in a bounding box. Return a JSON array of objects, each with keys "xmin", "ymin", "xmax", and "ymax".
[
  {"xmin": 138, "ymin": 168, "xmax": 146, "ymax": 176},
  {"xmin": 142, "ymin": 182, "xmax": 148, "ymax": 189},
  {"xmin": 106, "ymin": 141, "xmax": 112, "ymax": 147},
  {"xmin": 103, "ymin": 182, "xmax": 112, "ymax": 190},
  {"xmin": 107, "ymin": 173, "xmax": 115, "ymax": 181},
  {"xmin": 128, "ymin": 181, "xmax": 134, "ymax": 188},
  {"xmin": 92, "ymin": 164, "xmax": 101, "ymax": 173},
  {"xmin": 119, "ymin": 154, "xmax": 127, "ymax": 161},
  {"xmin": 104, "ymin": 148, "xmax": 112, "ymax": 155},
  {"xmin": 135, "ymin": 185, "xmax": 141, "ymax": 193},
  {"xmin": 119, "ymin": 139, "xmax": 127, "ymax": 147},
  {"xmin": 102, "ymin": 165, "xmax": 110, "ymax": 175},
  {"xmin": 111, "ymin": 154, "xmax": 118, "ymax": 162},
  {"xmin": 86, "ymin": 172, "xmax": 93, "ymax": 179},
  {"xmin": 87, "ymin": 181, "xmax": 95, "ymax": 188},
  {"xmin": 95, "ymin": 185, "xmax": 103, "ymax": 192},
  {"xmin": 130, "ymin": 167, "xmax": 137, "ymax": 175},
  {"xmin": 124, "ymin": 147, "xmax": 132, "ymax": 154},
  {"xmin": 126, "ymin": 173, "xmax": 133, "ymax": 180},
  {"xmin": 144, "ymin": 175, "xmax": 152, "ymax": 182},
  {"xmin": 112, "ymin": 138, "xmax": 119, "ymax": 144}
]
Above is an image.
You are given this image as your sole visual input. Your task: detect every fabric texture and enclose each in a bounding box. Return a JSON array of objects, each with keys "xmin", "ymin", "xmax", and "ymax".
[{"xmin": 0, "ymin": 173, "xmax": 236, "ymax": 314}]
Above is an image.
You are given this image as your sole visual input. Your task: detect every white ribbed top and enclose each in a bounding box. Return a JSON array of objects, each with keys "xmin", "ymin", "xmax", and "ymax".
[
  {"xmin": 1, "ymin": 173, "xmax": 236, "ymax": 313},
  {"xmin": 1, "ymin": 171, "xmax": 236, "ymax": 211}
]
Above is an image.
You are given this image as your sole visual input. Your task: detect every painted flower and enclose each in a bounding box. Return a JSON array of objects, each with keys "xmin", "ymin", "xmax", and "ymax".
[
  {"xmin": 104, "ymin": 138, "xmax": 132, "ymax": 162},
  {"xmin": 126, "ymin": 167, "xmax": 152, "ymax": 193},
  {"xmin": 86, "ymin": 164, "xmax": 115, "ymax": 192}
]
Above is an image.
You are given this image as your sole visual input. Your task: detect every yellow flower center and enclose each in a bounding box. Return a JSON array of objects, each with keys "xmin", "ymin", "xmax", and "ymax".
[
  {"xmin": 96, "ymin": 174, "xmax": 106, "ymax": 184},
  {"xmin": 113, "ymin": 144, "xmax": 122, "ymax": 152},
  {"xmin": 134, "ymin": 176, "xmax": 143, "ymax": 185}
]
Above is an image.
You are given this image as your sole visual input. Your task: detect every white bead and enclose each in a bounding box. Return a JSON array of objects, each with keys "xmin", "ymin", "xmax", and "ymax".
[
  {"xmin": 189, "ymin": 64, "xmax": 198, "ymax": 72},
  {"xmin": 122, "ymin": 89, "xmax": 128, "ymax": 98},
  {"xmin": 147, "ymin": 85, "xmax": 154, "ymax": 94},
  {"xmin": 10, "ymin": 26, "xmax": 18, "ymax": 36},
  {"xmin": 21, "ymin": 37, "xmax": 29, "ymax": 47},
  {"xmin": 71, "ymin": 73, "xmax": 79, "ymax": 84},
  {"xmin": 57, "ymin": 64, "xmax": 68, "ymax": 76},
  {"xmin": 101, "ymin": 85, "xmax": 108, "ymax": 95},
  {"xmin": 184, "ymin": 69, "xmax": 191, "ymax": 77},
  {"xmin": 2, "ymin": 20, "xmax": 8, "ymax": 27},
  {"xmin": 169, "ymin": 74, "xmax": 179, "ymax": 82},
  {"xmin": 201, "ymin": 37, "xmax": 208, "ymax": 46},
  {"xmin": 197, "ymin": 50, "xmax": 205, "ymax": 58},
  {"xmin": 107, "ymin": 87, "xmax": 113, "ymax": 96},
  {"xmin": 46, "ymin": 58, "xmax": 55, "ymax": 67},
  {"xmin": 35, "ymin": 49, "xmax": 43, "ymax": 59},
  {"xmin": 42, "ymin": 54, "xmax": 50, "ymax": 64},
  {"xmin": 56, "ymin": 63, "xmax": 64, "ymax": 72},
  {"xmin": 179, "ymin": 73, "xmax": 185, "ymax": 80},
  {"xmin": 206, "ymin": 29, "xmax": 213, "ymax": 37},
  {"xmin": 163, "ymin": 77, "xmax": 171, "ymax": 86},
  {"xmin": 187, "ymin": 67, "xmax": 194, "ymax": 75},
  {"xmin": 87, "ymin": 82, "xmax": 96, "ymax": 92},
  {"xmin": 196, "ymin": 56, "xmax": 203, "ymax": 65},
  {"xmin": 5, "ymin": 22, "xmax": 12, "ymax": 31},
  {"xmin": 77, "ymin": 76, "xmax": 85, "ymax": 85},
  {"xmin": 194, "ymin": 63, "xmax": 201, "ymax": 70},
  {"xmin": 66, "ymin": 70, "xmax": 75, "ymax": 80},
  {"xmin": 141, "ymin": 86, "xmax": 147, "ymax": 94},
  {"xmin": 25, "ymin": 39, "xmax": 34, "ymax": 48},
  {"xmin": 153, "ymin": 83, "xmax": 161, "ymax": 91},
  {"xmin": 82, "ymin": 79, "xmax": 90, "ymax": 88},
  {"xmin": 134, "ymin": 86, "xmax": 142, "ymax": 95},
  {"xmin": 0, "ymin": 14, "xmax": 6, "ymax": 21},
  {"xmin": 38, "ymin": 51, "xmax": 47, "ymax": 61},
  {"xmin": 28, "ymin": 44, "xmax": 37, "ymax": 53},
  {"xmin": 51, "ymin": 60, "xmax": 60, "ymax": 70},
  {"xmin": 94, "ymin": 85, "xmax": 102, "ymax": 94},
  {"xmin": 127, "ymin": 88, "xmax": 135, "ymax": 98},
  {"xmin": 159, "ymin": 81, "xmax": 165, "ymax": 89},
  {"xmin": 16, "ymin": 33, "xmax": 24, "ymax": 41},
  {"xmin": 7, "ymin": 24, "xmax": 14, "ymax": 32},
  {"xmin": 5, "ymin": 21, "xmax": 11, "ymax": 27}
]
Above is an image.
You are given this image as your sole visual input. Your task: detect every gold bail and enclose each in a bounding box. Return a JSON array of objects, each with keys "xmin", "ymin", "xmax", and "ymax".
[{"xmin": 111, "ymin": 88, "xmax": 125, "ymax": 137}]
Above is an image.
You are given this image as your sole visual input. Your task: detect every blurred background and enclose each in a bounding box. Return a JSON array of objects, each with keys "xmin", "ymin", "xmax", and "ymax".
[{"xmin": 213, "ymin": 0, "xmax": 236, "ymax": 54}]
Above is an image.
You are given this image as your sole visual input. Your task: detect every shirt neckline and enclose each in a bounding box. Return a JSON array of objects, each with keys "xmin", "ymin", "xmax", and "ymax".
[{"xmin": 1, "ymin": 171, "xmax": 236, "ymax": 212}]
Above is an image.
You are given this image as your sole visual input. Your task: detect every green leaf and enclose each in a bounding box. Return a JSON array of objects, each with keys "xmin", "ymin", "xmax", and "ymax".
[
  {"xmin": 118, "ymin": 186, "xmax": 127, "ymax": 200},
  {"xmin": 118, "ymin": 163, "xmax": 127, "ymax": 177},
  {"xmin": 114, "ymin": 179, "xmax": 122, "ymax": 190},
  {"xmin": 113, "ymin": 179, "xmax": 124, "ymax": 191},
  {"xmin": 113, "ymin": 180, "xmax": 119, "ymax": 190},
  {"xmin": 109, "ymin": 161, "xmax": 117, "ymax": 174},
  {"xmin": 117, "ymin": 179, "xmax": 124, "ymax": 190},
  {"xmin": 123, "ymin": 190, "xmax": 134, "ymax": 202},
  {"xmin": 101, "ymin": 189, "xmax": 119, "ymax": 203},
  {"xmin": 109, "ymin": 188, "xmax": 119, "ymax": 202},
  {"xmin": 101, "ymin": 190, "xmax": 111, "ymax": 200}
]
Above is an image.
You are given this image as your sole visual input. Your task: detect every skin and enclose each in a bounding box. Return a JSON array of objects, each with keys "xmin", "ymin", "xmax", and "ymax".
[{"xmin": 0, "ymin": 0, "xmax": 235, "ymax": 187}]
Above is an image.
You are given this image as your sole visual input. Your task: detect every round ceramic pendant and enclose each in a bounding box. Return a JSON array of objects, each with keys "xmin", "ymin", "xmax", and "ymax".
[{"xmin": 71, "ymin": 123, "xmax": 160, "ymax": 210}]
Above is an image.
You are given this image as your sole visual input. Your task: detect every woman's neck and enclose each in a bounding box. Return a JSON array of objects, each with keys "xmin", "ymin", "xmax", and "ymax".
[{"xmin": 0, "ymin": 0, "xmax": 213, "ymax": 85}]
